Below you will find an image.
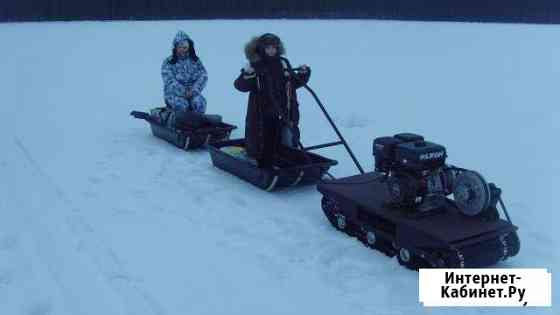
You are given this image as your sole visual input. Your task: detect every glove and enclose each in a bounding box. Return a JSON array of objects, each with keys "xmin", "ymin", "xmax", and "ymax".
[
  {"xmin": 242, "ymin": 64, "xmax": 256, "ymax": 79},
  {"xmin": 297, "ymin": 65, "xmax": 310, "ymax": 73}
]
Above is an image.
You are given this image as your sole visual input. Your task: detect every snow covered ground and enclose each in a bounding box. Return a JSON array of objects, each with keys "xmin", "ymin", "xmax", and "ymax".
[{"xmin": 1, "ymin": 19, "xmax": 558, "ymax": 314}]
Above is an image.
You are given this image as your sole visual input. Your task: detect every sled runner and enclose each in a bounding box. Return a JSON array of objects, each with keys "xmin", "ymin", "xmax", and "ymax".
[
  {"xmin": 131, "ymin": 109, "xmax": 237, "ymax": 150},
  {"xmin": 208, "ymin": 139, "xmax": 337, "ymax": 191}
]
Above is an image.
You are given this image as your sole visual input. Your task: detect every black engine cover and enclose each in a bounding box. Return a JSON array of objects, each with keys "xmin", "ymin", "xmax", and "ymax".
[
  {"xmin": 394, "ymin": 133, "xmax": 424, "ymax": 143},
  {"xmin": 394, "ymin": 141, "xmax": 447, "ymax": 171},
  {"xmin": 373, "ymin": 137, "xmax": 402, "ymax": 171}
]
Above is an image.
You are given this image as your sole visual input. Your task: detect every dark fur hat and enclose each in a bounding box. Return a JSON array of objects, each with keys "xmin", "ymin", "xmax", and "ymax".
[{"xmin": 244, "ymin": 33, "xmax": 286, "ymax": 63}]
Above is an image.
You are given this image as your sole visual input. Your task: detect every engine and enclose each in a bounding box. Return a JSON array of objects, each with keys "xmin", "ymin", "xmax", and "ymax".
[
  {"xmin": 373, "ymin": 133, "xmax": 456, "ymax": 209},
  {"xmin": 373, "ymin": 133, "xmax": 502, "ymax": 218}
]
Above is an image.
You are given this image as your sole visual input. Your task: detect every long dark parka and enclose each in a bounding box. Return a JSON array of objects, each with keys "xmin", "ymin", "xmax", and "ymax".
[{"xmin": 234, "ymin": 34, "xmax": 311, "ymax": 167}]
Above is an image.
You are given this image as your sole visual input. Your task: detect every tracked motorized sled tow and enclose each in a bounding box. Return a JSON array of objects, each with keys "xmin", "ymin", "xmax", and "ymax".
[
  {"xmin": 318, "ymin": 133, "xmax": 520, "ymax": 269},
  {"xmin": 131, "ymin": 108, "xmax": 236, "ymax": 150}
]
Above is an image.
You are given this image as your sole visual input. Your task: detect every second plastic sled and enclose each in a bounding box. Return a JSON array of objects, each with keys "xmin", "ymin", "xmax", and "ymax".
[
  {"xmin": 207, "ymin": 138, "xmax": 338, "ymax": 191},
  {"xmin": 131, "ymin": 110, "xmax": 237, "ymax": 150}
]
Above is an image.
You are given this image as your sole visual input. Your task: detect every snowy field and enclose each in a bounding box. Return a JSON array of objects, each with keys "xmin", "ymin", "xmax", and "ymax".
[{"xmin": 1, "ymin": 19, "xmax": 559, "ymax": 314}]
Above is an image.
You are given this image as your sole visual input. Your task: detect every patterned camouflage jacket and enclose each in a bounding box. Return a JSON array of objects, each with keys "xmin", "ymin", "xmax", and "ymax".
[{"xmin": 161, "ymin": 31, "xmax": 208, "ymax": 112}]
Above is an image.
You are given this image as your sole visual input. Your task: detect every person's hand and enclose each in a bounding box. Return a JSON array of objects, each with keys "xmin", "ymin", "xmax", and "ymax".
[
  {"xmin": 243, "ymin": 64, "xmax": 255, "ymax": 74},
  {"xmin": 298, "ymin": 65, "xmax": 309, "ymax": 73}
]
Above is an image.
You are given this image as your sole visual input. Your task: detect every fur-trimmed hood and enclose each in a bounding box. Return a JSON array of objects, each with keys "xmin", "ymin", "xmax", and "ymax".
[
  {"xmin": 244, "ymin": 33, "xmax": 286, "ymax": 63},
  {"xmin": 168, "ymin": 30, "xmax": 198, "ymax": 63}
]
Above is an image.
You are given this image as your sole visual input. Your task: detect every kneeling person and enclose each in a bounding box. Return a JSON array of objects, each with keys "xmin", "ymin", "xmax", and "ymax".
[{"xmin": 160, "ymin": 30, "xmax": 220, "ymax": 129}]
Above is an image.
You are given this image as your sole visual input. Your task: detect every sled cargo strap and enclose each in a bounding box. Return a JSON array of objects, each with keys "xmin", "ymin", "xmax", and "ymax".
[
  {"xmin": 291, "ymin": 170, "xmax": 305, "ymax": 186},
  {"xmin": 265, "ymin": 175, "xmax": 279, "ymax": 191}
]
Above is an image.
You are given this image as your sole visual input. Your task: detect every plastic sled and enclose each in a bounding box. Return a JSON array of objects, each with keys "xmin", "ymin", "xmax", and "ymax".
[
  {"xmin": 131, "ymin": 110, "xmax": 237, "ymax": 150},
  {"xmin": 208, "ymin": 139, "xmax": 338, "ymax": 191}
]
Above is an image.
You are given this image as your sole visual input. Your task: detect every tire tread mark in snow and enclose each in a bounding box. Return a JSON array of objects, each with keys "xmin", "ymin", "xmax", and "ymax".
[{"xmin": 14, "ymin": 137, "xmax": 167, "ymax": 315}]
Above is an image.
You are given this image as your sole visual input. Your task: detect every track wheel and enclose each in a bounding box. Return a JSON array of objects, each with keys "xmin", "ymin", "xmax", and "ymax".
[
  {"xmin": 355, "ymin": 223, "xmax": 397, "ymax": 256},
  {"xmin": 359, "ymin": 228, "xmax": 390, "ymax": 255},
  {"xmin": 363, "ymin": 229, "xmax": 377, "ymax": 248},
  {"xmin": 397, "ymin": 247, "xmax": 423, "ymax": 270},
  {"xmin": 321, "ymin": 196, "xmax": 349, "ymax": 234}
]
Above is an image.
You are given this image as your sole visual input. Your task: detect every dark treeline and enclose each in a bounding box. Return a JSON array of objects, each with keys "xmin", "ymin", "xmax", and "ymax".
[{"xmin": 2, "ymin": 0, "xmax": 560, "ymax": 23}]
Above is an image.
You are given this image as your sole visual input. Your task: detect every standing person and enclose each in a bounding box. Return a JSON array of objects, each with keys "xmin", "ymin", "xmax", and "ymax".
[{"xmin": 234, "ymin": 33, "xmax": 311, "ymax": 168}]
